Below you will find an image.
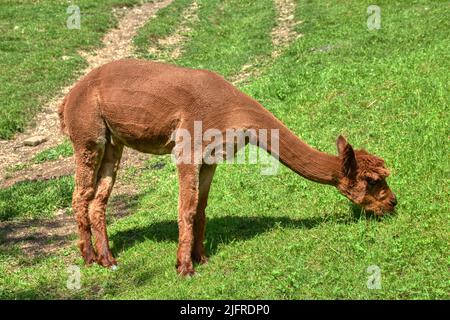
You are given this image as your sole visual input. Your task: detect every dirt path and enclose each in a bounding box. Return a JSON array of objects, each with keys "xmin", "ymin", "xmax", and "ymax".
[
  {"xmin": 231, "ymin": 0, "xmax": 302, "ymax": 85},
  {"xmin": 0, "ymin": 0, "xmax": 173, "ymax": 181},
  {"xmin": 271, "ymin": 0, "xmax": 302, "ymax": 58},
  {"xmin": 148, "ymin": 1, "xmax": 199, "ymax": 60}
]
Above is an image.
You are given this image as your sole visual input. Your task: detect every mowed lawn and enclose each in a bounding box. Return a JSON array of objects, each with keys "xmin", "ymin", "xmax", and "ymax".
[{"xmin": 0, "ymin": 0, "xmax": 449, "ymax": 299}]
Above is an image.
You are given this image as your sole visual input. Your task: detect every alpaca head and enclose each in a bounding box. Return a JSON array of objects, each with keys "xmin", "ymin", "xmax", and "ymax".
[{"xmin": 335, "ymin": 135, "xmax": 397, "ymax": 215}]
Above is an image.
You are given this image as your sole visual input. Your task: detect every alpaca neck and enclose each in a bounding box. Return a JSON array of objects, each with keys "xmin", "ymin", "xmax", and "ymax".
[
  {"xmin": 271, "ymin": 124, "xmax": 340, "ymax": 185},
  {"xmin": 232, "ymin": 98, "xmax": 341, "ymax": 185}
]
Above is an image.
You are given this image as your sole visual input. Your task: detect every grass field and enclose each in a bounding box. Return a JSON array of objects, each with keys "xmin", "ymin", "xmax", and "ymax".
[{"xmin": 0, "ymin": 0, "xmax": 449, "ymax": 299}]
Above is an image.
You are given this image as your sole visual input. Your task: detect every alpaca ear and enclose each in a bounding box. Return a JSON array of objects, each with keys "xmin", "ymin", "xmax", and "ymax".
[
  {"xmin": 336, "ymin": 135, "xmax": 348, "ymax": 155},
  {"xmin": 336, "ymin": 135, "xmax": 357, "ymax": 179}
]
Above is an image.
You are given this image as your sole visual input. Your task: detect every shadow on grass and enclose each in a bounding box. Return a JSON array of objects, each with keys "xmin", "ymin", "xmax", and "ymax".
[{"xmin": 110, "ymin": 213, "xmax": 359, "ymax": 258}]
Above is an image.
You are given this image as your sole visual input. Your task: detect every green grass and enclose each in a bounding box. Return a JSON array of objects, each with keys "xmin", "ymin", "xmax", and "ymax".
[
  {"xmin": 32, "ymin": 140, "xmax": 74, "ymax": 164},
  {"xmin": 0, "ymin": 0, "xmax": 153, "ymax": 139},
  {"xmin": 4, "ymin": 163, "xmax": 29, "ymax": 175},
  {"xmin": 0, "ymin": 176, "xmax": 73, "ymax": 221},
  {"xmin": 0, "ymin": 0, "xmax": 449, "ymax": 299}
]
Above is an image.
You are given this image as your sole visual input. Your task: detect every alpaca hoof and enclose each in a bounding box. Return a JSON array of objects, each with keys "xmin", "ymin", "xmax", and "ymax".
[
  {"xmin": 96, "ymin": 254, "xmax": 117, "ymax": 268},
  {"xmin": 177, "ymin": 264, "xmax": 196, "ymax": 277},
  {"xmin": 82, "ymin": 250, "xmax": 97, "ymax": 266},
  {"xmin": 179, "ymin": 269, "xmax": 196, "ymax": 278},
  {"xmin": 84, "ymin": 256, "xmax": 96, "ymax": 266},
  {"xmin": 193, "ymin": 254, "xmax": 209, "ymax": 265}
]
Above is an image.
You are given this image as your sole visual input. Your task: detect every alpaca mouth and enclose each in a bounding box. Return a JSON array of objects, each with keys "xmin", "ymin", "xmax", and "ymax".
[
  {"xmin": 359, "ymin": 203, "xmax": 390, "ymax": 216},
  {"xmin": 366, "ymin": 204, "xmax": 396, "ymax": 216},
  {"xmin": 385, "ymin": 205, "xmax": 397, "ymax": 213},
  {"xmin": 371, "ymin": 208, "xmax": 385, "ymax": 216}
]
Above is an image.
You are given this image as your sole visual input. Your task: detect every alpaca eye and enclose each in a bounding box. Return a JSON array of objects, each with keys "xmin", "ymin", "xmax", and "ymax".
[{"xmin": 367, "ymin": 179, "xmax": 377, "ymax": 186}]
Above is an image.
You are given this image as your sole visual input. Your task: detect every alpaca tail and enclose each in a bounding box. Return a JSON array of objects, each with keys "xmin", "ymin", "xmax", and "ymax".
[{"xmin": 58, "ymin": 95, "xmax": 68, "ymax": 136}]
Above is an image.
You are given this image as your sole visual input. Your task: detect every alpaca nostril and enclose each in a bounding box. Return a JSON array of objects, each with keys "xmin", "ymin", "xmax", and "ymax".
[{"xmin": 390, "ymin": 196, "xmax": 398, "ymax": 207}]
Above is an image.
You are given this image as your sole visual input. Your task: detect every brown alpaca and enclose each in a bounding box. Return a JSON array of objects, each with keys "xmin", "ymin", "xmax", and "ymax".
[{"xmin": 58, "ymin": 59, "xmax": 397, "ymax": 276}]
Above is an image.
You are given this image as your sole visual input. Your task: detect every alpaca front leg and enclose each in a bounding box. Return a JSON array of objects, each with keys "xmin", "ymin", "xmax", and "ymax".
[
  {"xmin": 192, "ymin": 164, "xmax": 216, "ymax": 264},
  {"xmin": 176, "ymin": 164, "xmax": 201, "ymax": 276},
  {"xmin": 192, "ymin": 207, "xmax": 207, "ymax": 265}
]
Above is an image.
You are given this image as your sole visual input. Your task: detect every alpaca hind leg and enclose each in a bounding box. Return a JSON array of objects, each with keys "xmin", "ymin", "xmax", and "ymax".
[
  {"xmin": 192, "ymin": 164, "xmax": 216, "ymax": 265},
  {"xmin": 72, "ymin": 146, "xmax": 105, "ymax": 265},
  {"xmin": 89, "ymin": 139, "xmax": 123, "ymax": 268}
]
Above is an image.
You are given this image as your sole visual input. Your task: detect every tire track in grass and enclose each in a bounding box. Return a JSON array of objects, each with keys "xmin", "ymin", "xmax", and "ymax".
[
  {"xmin": 177, "ymin": 0, "xmax": 276, "ymax": 78},
  {"xmin": 148, "ymin": 1, "xmax": 200, "ymax": 61},
  {"xmin": 231, "ymin": 0, "xmax": 302, "ymax": 85},
  {"xmin": 0, "ymin": 0, "xmax": 173, "ymax": 181},
  {"xmin": 271, "ymin": 0, "xmax": 302, "ymax": 58}
]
